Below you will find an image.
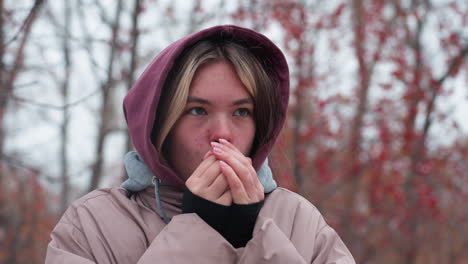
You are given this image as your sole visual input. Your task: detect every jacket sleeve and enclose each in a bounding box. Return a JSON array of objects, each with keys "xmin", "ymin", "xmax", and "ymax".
[
  {"xmin": 237, "ymin": 199, "xmax": 355, "ymax": 264},
  {"xmin": 311, "ymin": 219, "xmax": 355, "ymax": 264},
  {"xmin": 45, "ymin": 221, "xmax": 96, "ymax": 264},
  {"xmin": 46, "ymin": 212, "xmax": 238, "ymax": 264}
]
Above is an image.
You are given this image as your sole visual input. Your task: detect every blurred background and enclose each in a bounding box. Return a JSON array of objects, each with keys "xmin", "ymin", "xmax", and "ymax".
[{"xmin": 1, "ymin": 0, "xmax": 467, "ymax": 263}]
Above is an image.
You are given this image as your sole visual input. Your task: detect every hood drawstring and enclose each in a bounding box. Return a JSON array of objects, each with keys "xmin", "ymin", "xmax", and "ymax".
[
  {"xmin": 152, "ymin": 176, "xmax": 171, "ymax": 223},
  {"xmin": 121, "ymin": 152, "xmax": 172, "ymax": 223}
]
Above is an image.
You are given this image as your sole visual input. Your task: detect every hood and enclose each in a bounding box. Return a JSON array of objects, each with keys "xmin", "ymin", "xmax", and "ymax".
[{"xmin": 123, "ymin": 25, "xmax": 289, "ymax": 189}]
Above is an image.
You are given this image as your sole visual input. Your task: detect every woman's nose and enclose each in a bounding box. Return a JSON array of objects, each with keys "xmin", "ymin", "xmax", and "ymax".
[{"xmin": 209, "ymin": 116, "xmax": 233, "ymax": 143}]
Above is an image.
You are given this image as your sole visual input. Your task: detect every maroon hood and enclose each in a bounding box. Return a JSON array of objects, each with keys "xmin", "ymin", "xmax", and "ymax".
[{"xmin": 123, "ymin": 25, "xmax": 289, "ymax": 189}]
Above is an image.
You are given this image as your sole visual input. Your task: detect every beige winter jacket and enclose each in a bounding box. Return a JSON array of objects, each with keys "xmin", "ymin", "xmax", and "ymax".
[{"xmin": 46, "ymin": 185, "xmax": 354, "ymax": 263}]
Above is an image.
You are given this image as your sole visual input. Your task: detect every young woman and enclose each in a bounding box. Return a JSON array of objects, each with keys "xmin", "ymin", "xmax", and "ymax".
[{"xmin": 46, "ymin": 25, "xmax": 355, "ymax": 264}]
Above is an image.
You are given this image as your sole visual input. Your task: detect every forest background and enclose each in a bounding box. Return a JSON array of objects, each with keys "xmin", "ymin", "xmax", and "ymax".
[{"xmin": 1, "ymin": 0, "xmax": 467, "ymax": 263}]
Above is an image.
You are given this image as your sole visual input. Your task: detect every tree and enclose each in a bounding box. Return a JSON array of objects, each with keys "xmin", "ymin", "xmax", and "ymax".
[{"xmin": 234, "ymin": 0, "xmax": 468, "ymax": 262}]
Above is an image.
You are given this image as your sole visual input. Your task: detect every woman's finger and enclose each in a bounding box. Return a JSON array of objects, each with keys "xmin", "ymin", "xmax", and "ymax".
[
  {"xmin": 203, "ymin": 150, "xmax": 213, "ymax": 160},
  {"xmin": 220, "ymin": 141, "xmax": 264, "ymax": 200},
  {"xmin": 186, "ymin": 155, "xmax": 220, "ymax": 194},
  {"xmin": 215, "ymin": 140, "xmax": 251, "ymax": 167},
  {"xmin": 216, "ymin": 189, "xmax": 232, "ymax": 206},
  {"xmin": 211, "ymin": 142, "xmax": 257, "ymax": 198},
  {"xmin": 247, "ymin": 164, "xmax": 265, "ymax": 201},
  {"xmin": 193, "ymin": 160, "xmax": 222, "ymax": 192},
  {"xmin": 206, "ymin": 173, "xmax": 229, "ymax": 199},
  {"xmin": 189, "ymin": 153, "xmax": 217, "ymax": 180},
  {"xmin": 220, "ymin": 160, "xmax": 250, "ymax": 204}
]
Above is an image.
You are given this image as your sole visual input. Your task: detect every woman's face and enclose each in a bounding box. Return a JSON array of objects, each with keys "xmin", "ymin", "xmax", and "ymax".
[{"xmin": 166, "ymin": 60, "xmax": 256, "ymax": 181}]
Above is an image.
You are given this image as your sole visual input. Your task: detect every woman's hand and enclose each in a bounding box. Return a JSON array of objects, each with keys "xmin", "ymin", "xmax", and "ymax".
[
  {"xmin": 185, "ymin": 151, "xmax": 232, "ymax": 206},
  {"xmin": 211, "ymin": 139, "xmax": 264, "ymax": 205}
]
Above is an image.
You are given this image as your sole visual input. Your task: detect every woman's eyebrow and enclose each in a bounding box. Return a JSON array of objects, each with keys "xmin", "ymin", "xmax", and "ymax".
[
  {"xmin": 187, "ymin": 96, "xmax": 211, "ymax": 105},
  {"xmin": 187, "ymin": 97, "xmax": 253, "ymax": 106},
  {"xmin": 232, "ymin": 98, "xmax": 253, "ymax": 106}
]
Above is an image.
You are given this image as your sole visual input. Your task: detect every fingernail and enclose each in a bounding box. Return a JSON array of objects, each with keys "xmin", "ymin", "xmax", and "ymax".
[
  {"xmin": 219, "ymin": 160, "xmax": 228, "ymax": 168},
  {"xmin": 219, "ymin": 138, "xmax": 229, "ymax": 144},
  {"xmin": 211, "ymin": 141, "xmax": 222, "ymax": 148},
  {"xmin": 213, "ymin": 147, "xmax": 223, "ymax": 154}
]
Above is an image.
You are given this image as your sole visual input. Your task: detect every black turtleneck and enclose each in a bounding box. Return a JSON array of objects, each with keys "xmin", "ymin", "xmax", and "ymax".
[{"xmin": 182, "ymin": 188, "xmax": 264, "ymax": 248}]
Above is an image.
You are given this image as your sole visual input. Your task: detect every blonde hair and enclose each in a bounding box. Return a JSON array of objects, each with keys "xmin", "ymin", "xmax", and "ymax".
[{"xmin": 153, "ymin": 38, "xmax": 278, "ymax": 160}]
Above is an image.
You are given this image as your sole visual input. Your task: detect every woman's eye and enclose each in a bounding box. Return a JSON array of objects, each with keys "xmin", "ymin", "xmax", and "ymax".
[
  {"xmin": 233, "ymin": 108, "xmax": 250, "ymax": 117},
  {"xmin": 188, "ymin": 107, "xmax": 207, "ymax": 116}
]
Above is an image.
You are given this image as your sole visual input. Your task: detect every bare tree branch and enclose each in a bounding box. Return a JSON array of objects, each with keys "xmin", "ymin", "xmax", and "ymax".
[
  {"xmin": 9, "ymin": 88, "xmax": 101, "ymax": 110},
  {"xmin": 0, "ymin": 2, "xmax": 45, "ymax": 242},
  {"xmin": 58, "ymin": 0, "xmax": 72, "ymax": 214},
  {"xmin": 122, "ymin": 0, "xmax": 142, "ymax": 178},
  {"xmin": 88, "ymin": 0, "xmax": 123, "ymax": 193},
  {"xmin": 2, "ymin": 0, "xmax": 44, "ymax": 48},
  {"xmin": 76, "ymin": 0, "xmax": 106, "ymax": 84},
  {"xmin": 416, "ymin": 42, "xmax": 468, "ymax": 159}
]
